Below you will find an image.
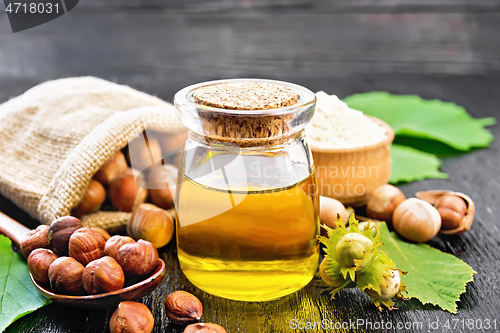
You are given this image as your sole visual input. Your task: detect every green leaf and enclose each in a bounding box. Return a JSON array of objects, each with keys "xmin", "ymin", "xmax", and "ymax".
[
  {"xmin": 390, "ymin": 144, "xmax": 448, "ymax": 184},
  {"xmin": 343, "ymin": 92, "xmax": 495, "ymax": 151},
  {"xmin": 378, "ymin": 223, "xmax": 476, "ymax": 313},
  {"xmin": 0, "ymin": 235, "xmax": 50, "ymax": 332}
]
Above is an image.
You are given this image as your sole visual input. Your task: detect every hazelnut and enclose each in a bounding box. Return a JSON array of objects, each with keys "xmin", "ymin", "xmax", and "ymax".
[
  {"xmin": 184, "ymin": 323, "xmax": 227, "ymax": 333},
  {"xmin": 436, "ymin": 195, "xmax": 468, "ymax": 230},
  {"xmin": 48, "ymin": 256, "xmax": 85, "ymax": 295},
  {"xmin": 335, "ymin": 233, "xmax": 374, "ymax": 267},
  {"xmin": 147, "ymin": 164, "xmax": 177, "ymax": 210},
  {"xmin": 127, "ymin": 204, "xmax": 174, "ymax": 248},
  {"xmin": 94, "ymin": 151, "xmax": 128, "ymax": 185},
  {"xmin": 82, "ymin": 256, "xmax": 124, "ymax": 294},
  {"xmin": 320, "ymin": 196, "xmax": 346, "ymax": 229},
  {"xmin": 416, "ymin": 190, "xmax": 475, "ymax": 235},
  {"xmin": 27, "ymin": 248, "xmax": 59, "ymax": 284},
  {"xmin": 366, "ymin": 184, "xmax": 406, "ymax": 221},
  {"xmin": 319, "ymin": 257, "xmax": 348, "ymax": 288},
  {"xmin": 165, "ymin": 291, "xmax": 203, "ymax": 325},
  {"xmin": 47, "ymin": 216, "xmax": 83, "ymax": 256},
  {"xmin": 68, "ymin": 228, "xmax": 106, "ymax": 265},
  {"xmin": 110, "ymin": 301, "xmax": 154, "ymax": 333},
  {"xmin": 104, "ymin": 235, "xmax": 136, "ymax": 260},
  {"xmin": 128, "ymin": 133, "xmax": 163, "ymax": 173},
  {"xmin": 365, "ymin": 269, "xmax": 401, "ymax": 300},
  {"xmin": 392, "ymin": 198, "xmax": 441, "ymax": 243},
  {"xmin": 20, "ymin": 224, "xmax": 50, "ymax": 258},
  {"xmin": 158, "ymin": 130, "xmax": 187, "ymax": 154},
  {"xmin": 90, "ymin": 227, "xmax": 111, "ymax": 241},
  {"xmin": 116, "ymin": 240, "xmax": 158, "ymax": 278},
  {"xmin": 71, "ymin": 180, "xmax": 106, "ymax": 218},
  {"xmin": 109, "ymin": 168, "xmax": 148, "ymax": 212}
]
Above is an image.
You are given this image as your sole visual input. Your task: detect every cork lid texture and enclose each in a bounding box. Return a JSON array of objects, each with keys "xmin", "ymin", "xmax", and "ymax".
[
  {"xmin": 193, "ymin": 82, "xmax": 299, "ymax": 110},
  {"xmin": 192, "ymin": 81, "xmax": 303, "ymax": 147}
]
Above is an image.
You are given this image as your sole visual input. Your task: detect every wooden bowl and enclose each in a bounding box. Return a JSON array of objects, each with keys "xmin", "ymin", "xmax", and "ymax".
[{"xmin": 310, "ymin": 117, "xmax": 394, "ymax": 206}]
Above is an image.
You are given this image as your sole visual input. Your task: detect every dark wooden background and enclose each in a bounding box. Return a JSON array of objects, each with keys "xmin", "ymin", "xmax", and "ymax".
[{"xmin": 1, "ymin": 1, "xmax": 500, "ymax": 332}]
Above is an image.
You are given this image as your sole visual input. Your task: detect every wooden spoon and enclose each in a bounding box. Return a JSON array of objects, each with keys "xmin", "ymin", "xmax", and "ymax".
[{"xmin": 0, "ymin": 212, "xmax": 166, "ymax": 309}]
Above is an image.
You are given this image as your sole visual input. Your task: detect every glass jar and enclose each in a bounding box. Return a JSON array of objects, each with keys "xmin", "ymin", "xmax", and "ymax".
[{"xmin": 173, "ymin": 79, "xmax": 319, "ymax": 301}]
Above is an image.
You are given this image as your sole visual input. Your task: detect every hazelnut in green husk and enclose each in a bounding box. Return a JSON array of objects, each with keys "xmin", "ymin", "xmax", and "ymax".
[
  {"xmin": 365, "ymin": 269, "xmax": 401, "ymax": 300},
  {"xmin": 335, "ymin": 233, "xmax": 374, "ymax": 267},
  {"xmin": 319, "ymin": 257, "xmax": 350, "ymax": 288}
]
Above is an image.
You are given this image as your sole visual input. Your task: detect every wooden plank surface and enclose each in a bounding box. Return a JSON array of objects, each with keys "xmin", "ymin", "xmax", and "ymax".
[{"xmin": 0, "ymin": 1, "xmax": 499, "ymax": 332}]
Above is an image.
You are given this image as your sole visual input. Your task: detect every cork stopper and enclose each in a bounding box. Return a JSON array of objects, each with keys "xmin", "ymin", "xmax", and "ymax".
[
  {"xmin": 183, "ymin": 80, "xmax": 311, "ymax": 147},
  {"xmin": 193, "ymin": 82, "xmax": 299, "ymax": 110}
]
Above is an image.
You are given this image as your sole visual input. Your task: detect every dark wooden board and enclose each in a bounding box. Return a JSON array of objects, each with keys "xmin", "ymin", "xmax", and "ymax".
[{"xmin": 0, "ymin": 1, "xmax": 499, "ymax": 332}]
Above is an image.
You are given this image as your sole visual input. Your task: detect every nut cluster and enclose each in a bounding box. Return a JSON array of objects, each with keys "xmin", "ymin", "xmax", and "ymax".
[
  {"xmin": 321, "ymin": 185, "xmax": 475, "ymax": 243},
  {"xmin": 70, "ymin": 145, "xmax": 178, "ymax": 249},
  {"xmin": 24, "ymin": 216, "xmax": 159, "ymax": 297},
  {"xmin": 72, "ymin": 133, "xmax": 183, "ymax": 219}
]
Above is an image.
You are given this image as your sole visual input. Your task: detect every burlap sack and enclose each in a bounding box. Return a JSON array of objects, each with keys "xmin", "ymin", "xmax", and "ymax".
[{"xmin": 0, "ymin": 77, "xmax": 184, "ymax": 230}]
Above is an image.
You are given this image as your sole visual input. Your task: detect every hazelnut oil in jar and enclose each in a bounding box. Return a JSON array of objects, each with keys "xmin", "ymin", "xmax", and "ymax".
[{"xmin": 174, "ymin": 79, "xmax": 319, "ymax": 301}]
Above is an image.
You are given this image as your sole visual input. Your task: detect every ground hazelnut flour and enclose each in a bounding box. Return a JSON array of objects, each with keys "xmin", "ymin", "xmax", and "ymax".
[{"xmin": 306, "ymin": 91, "xmax": 388, "ymax": 149}]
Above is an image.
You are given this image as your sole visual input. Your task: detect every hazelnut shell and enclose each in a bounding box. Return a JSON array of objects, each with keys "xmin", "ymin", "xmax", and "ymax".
[
  {"xmin": 320, "ymin": 196, "xmax": 346, "ymax": 229},
  {"xmin": 435, "ymin": 192, "xmax": 475, "ymax": 235},
  {"xmin": 127, "ymin": 203, "xmax": 174, "ymax": 248},
  {"xmin": 416, "ymin": 190, "xmax": 475, "ymax": 235},
  {"xmin": 392, "ymin": 198, "xmax": 441, "ymax": 243}
]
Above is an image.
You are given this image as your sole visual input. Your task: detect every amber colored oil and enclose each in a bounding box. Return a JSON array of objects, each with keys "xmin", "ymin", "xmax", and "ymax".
[{"xmin": 176, "ymin": 172, "xmax": 319, "ymax": 301}]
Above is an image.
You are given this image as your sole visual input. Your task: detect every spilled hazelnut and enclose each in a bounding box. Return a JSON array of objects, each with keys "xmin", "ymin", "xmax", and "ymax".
[
  {"xmin": 320, "ymin": 196, "xmax": 346, "ymax": 229},
  {"xmin": 366, "ymin": 184, "xmax": 406, "ymax": 221},
  {"xmin": 184, "ymin": 323, "xmax": 227, "ymax": 333},
  {"xmin": 436, "ymin": 195, "xmax": 467, "ymax": 230},
  {"xmin": 147, "ymin": 163, "xmax": 177, "ymax": 210},
  {"xmin": 109, "ymin": 168, "xmax": 148, "ymax": 212},
  {"xmin": 71, "ymin": 180, "xmax": 106, "ymax": 218},
  {"xmin": 165, "ymin": 290, "xmax": 203, "ymax": 325},
  {"xmin": 127, "ymin": 132, "xmax": 162, "ymax": 171},
  {"xmin": 127, "ymin": 203, "xmax": 175, "ymax": 248},
  {"xmin": 416, "ymin": 190, "xmax": 475, "ymax": 235},
  {"xmin": 110, "ymin": 301, "xmax": 154, "ymax": 333}
]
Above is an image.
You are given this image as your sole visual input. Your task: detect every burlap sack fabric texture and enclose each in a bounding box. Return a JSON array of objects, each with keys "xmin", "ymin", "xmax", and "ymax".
[{"xmin": 0, "ymin": 77, "xmax": 184, "ymax": 230}]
